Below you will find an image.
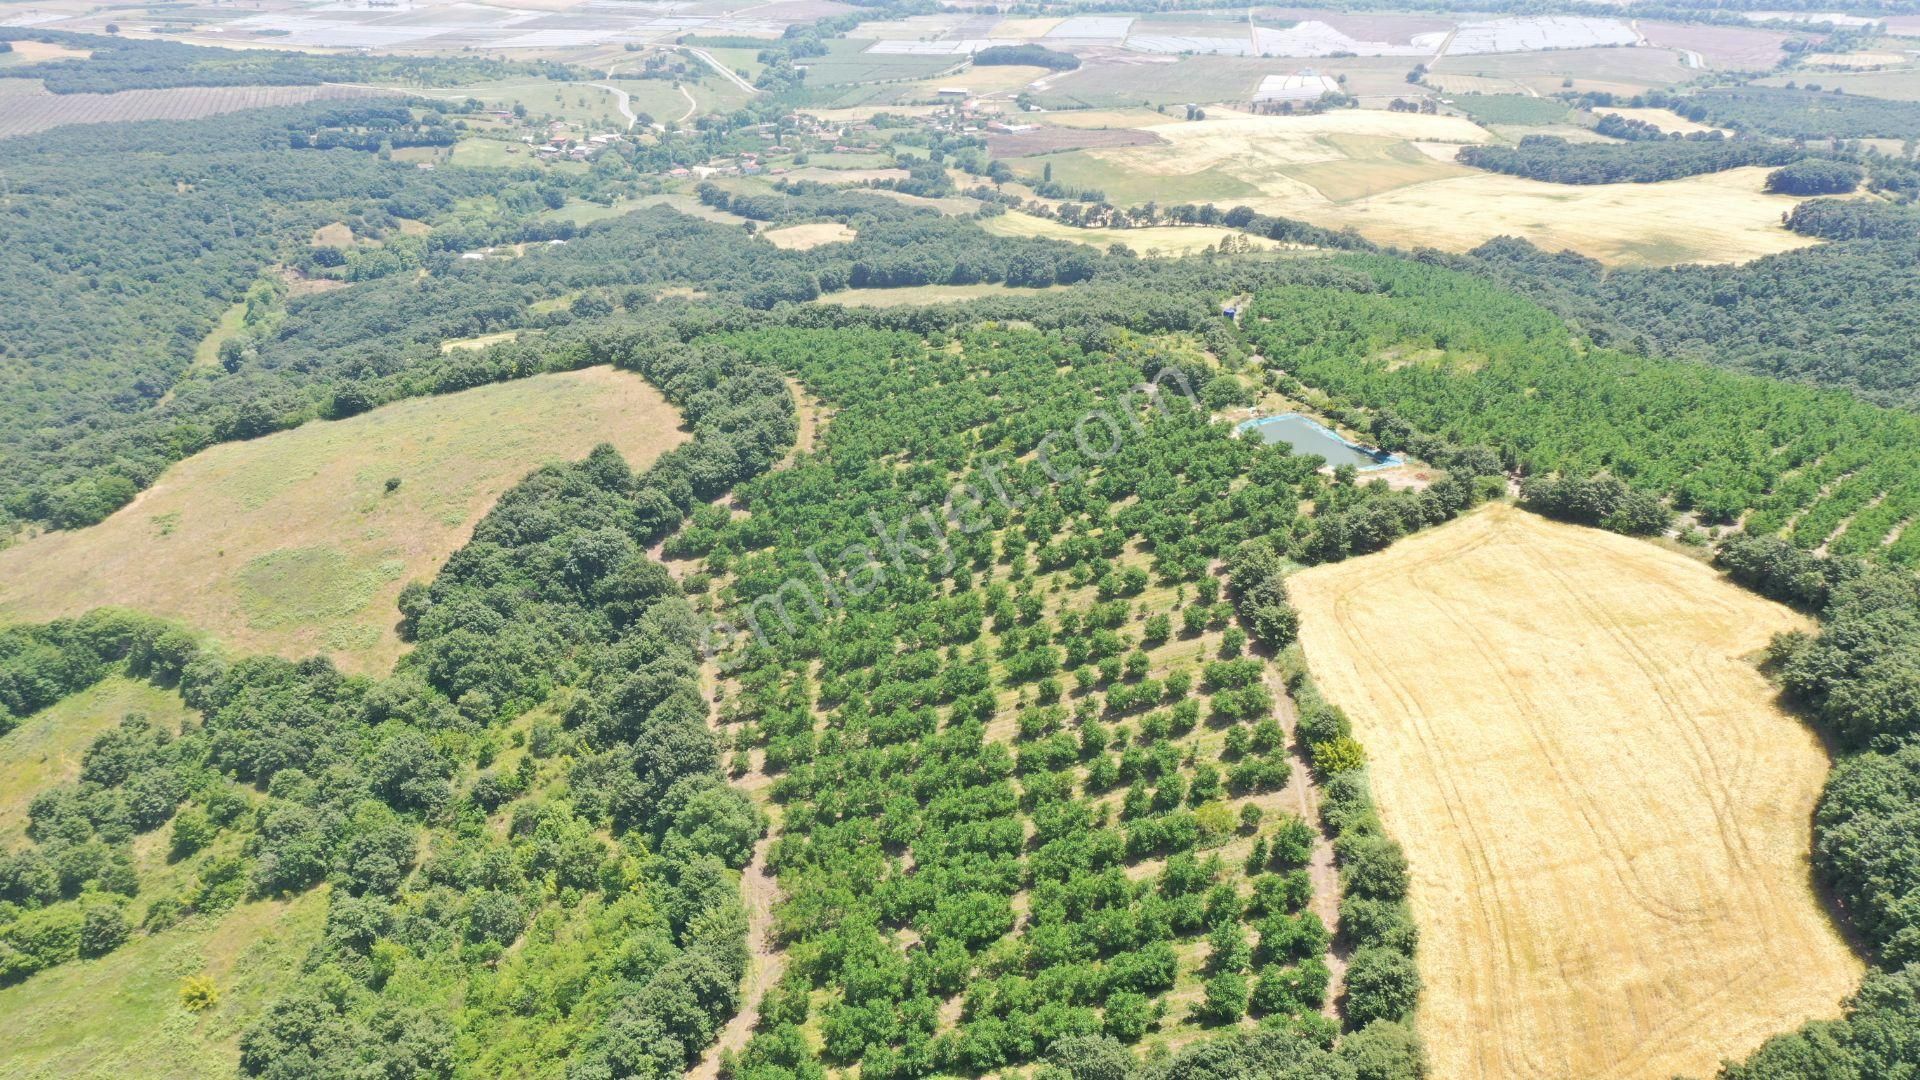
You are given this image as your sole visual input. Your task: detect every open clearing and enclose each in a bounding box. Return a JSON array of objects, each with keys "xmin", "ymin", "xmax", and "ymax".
[
  {"xmin": 0, "ymin": 368, "xmax": 685, "ymax": 674},
  {"xmin": 1289, "ymin": 505, "xmax": 1861, "ymax": 1080},
  {"xmin": 977, "ymin": 214, "xmax": 1286, "ymax": 254},
  {"xmin": 1755, "ymin": 67, "xmax": 1920, "ymax": 102},
  {"xmin": 1029, "ymin": 110, "xmax": 1818, "ymax": 264},
  {"xmin": 1594, "ymin": 105, "xmax": 1733, "ymax": 135},
  {"xmin": 818, "ymin": 282, "xmax": 1068, "ymax": 306},
  {"xmin": 0, "ymin": 890, "xmax": 327, "ymax": 1080},
  {"xmin": 0, "ymin": 677, "xmax": 194, "ymax": 849},
  {"xmin": 761, "ymin": 222, "xmax": 858, "ymax": 249}
]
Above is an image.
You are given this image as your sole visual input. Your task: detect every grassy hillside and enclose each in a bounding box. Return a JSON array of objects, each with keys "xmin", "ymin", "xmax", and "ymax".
[
  {"xmin": 0, "ymin": 368, "xmax": 686, "ymax": 674},
  {"xmin": 0, "ymin": 892, "xmax": 326, "ymax": 1080},
  {"xmin": 0, "ymin": 678, "xmax": 196, "ymax": 850}
]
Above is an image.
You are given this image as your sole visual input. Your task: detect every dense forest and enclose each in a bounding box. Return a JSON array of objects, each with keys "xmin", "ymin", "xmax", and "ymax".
[
  {"xmin": 1454, "ymin": 233, "xmax": 1920, "ymax": 408},
  {"xmin": 1456, "ymin": 133, "xmax": 1801, "ymax": 184},
  {"xmin": 0, "ymin": 30, "xmax": 565, "ymax": 93},
  {"xmin": 0, "ymin": 103, "xmax": 512, "ymax": 531}
]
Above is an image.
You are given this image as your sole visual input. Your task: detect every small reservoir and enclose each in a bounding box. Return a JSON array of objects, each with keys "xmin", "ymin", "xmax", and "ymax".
[{"xmin": 1237, "ymin": 413, "xmax": 1401, "ymax": 470}]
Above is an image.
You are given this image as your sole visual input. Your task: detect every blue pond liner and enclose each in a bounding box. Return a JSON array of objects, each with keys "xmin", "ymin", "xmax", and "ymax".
[{"xmin": 1235, "ymin": 413, "xmax": 1403, "ymax": 471}]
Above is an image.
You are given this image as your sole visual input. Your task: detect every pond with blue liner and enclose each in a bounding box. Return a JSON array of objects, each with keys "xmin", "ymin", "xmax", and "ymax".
[{"xmin": 1236, "ymin": 413, "xmax": 1402, "ymax": 471}]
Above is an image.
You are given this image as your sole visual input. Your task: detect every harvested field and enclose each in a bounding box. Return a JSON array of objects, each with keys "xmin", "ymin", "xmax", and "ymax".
[
  {"xmin": 1755, "ymin": 67, "xmax": 1920, "ymax": 101},
  {"xmin": 0, "ymin": 368, "xmax": 686, "ymax": 674},
  {"xmin": 1639, "ymin": 21, "xmax": 1794, "ymax": 69},
  {"xmin": 1425, "ymin": 73, "xmax": 1533, "ymax": 96},
  {"xmin": 977, "ymin": 214, "xmax": 1284, "ymax": 254},
  {"xmin": 1037, "ymin": 110, "xmax": 1817, "ymax": 265},
  {"xmin": 1030, "ymin": 55, "xmax": 1274, "ymax": 108},
  {"xmin": 0, "ymin": 82, "xmax": 398, "ymax": 139},
  {"xmin": 1805, "ymin": 51, "xmax": 1911, "ymax": 68},
  {"xmin": 762, "ymin": 222, "xmax": 857, "ymax": 249},
  {"xmin": 1444, "ymin": 46, "xmax": 1693, "ymax": 96},
  {"xmin": 1027, "ymin": 109, "xmax": 1487, "ymax": 206},
  {"xmin": 985, "ymin": 124, "xmax": 1165, "ymax": 157},
  {"xmin": 1289, "ymin": 505, "xmax": 1862, "ymax": 1080}
]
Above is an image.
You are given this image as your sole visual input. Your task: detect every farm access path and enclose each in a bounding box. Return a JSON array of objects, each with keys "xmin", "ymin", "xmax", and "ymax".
[
  {"xmin": 1265, "ymin": 667, "xmax": 1347, "ymax": 1016},
  {"xmin": 679, "ymin": 377, "xmax": 825, "ymax": 1080}
]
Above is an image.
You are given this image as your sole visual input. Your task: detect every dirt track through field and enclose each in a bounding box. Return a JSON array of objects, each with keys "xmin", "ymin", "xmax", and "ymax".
[{"xmin": 1288, "ymin": 505, "xmax": 1860, "ymax": 1080}]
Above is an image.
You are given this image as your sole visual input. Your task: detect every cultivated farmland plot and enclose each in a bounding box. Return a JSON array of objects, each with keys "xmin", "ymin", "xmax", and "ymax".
[
  {"xmin": 0, "ymin": 82, "xmax": 399, "ymax": 139},
  {"xmin": 1290, "ymin": 505, "xmax": 1862, "ymax": 1080}
]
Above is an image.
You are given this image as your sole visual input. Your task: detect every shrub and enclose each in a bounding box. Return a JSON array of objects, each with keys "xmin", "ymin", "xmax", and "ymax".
[{"xmin": 180, "ymin": 974, "xmax": 221, "ymax": 1012}]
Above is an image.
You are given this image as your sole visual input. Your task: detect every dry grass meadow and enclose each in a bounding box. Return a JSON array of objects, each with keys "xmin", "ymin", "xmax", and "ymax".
[
  {"xmin": 1289, "ymin": 505, "xmax": 1861, "ymax": 1080},
  {"xmin": 977, "ymin": 213, "xmax": 1285, "ymax": 254},
  {"xmin": 1024, "ymin": 108, "xmax": 1820, "ymax": 265},
  {"xmin": 0, "ymin": 368, "xmax": 686, "ymax": 674},
  {"xmin": 762, "ymin": 222, "xmax": 859, "ymax": 249}
]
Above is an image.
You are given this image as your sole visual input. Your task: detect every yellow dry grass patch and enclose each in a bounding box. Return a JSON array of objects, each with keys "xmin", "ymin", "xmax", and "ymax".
[
  {"xmin": 1289, "ymin": 505, "xmax": 1861, "ymax": 1080},
  {"xmin": 6, "ymin": 40, "xmax": 93, "ymax": 62},
  {"xmin": 0, "ymin": 368, "xmax": 686, "ymax": 675},
  {"xmin": 978, "ymin": 213, "xmax": 1284, "ymax": 254},
  {"xmin": 820, "ymin": 282, "xmax": 1068, "ymax": 307},
  {"xmin": 1067, "ymin": 107, "xmax": 1820, "ymax": 264},
  {"xmin": 310, "ymin": 222, "xmax": 358, "ymax": 248},
  {"xmin": 1805, "ymin": 51, "xmax": 1910, "ymax": 67},
  {"xmin": 762, "ymin": 222, "xmax": 858, "ymax": 249},
  {"xmin": 1593, "ymin": 106, "xmax": 1732, "ymax": 135},
  {"xmin": 441, "ymin": 330, "xmax": 520, "ymax": 353}
]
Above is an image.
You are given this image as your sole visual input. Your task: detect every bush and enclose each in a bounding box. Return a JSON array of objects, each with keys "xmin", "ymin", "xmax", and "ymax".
[
  {"xmin": 1344, "ymin": 947, "xmax": 1421, "ymax": 1026},
  {"xmin": 180, "ymin": 974, "xmax": 221, "ymax": 1012}
]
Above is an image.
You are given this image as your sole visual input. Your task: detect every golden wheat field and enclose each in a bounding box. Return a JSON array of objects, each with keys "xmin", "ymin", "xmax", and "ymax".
[
  {"xmin": 1289, "ymin": 505, "xmax": 1861, "ymax": 1080},
  {"xmin": 0, "ymin": 368, "xmax": 686, "ymax": 674},
  {"xmin": 1042, "ymin": 108, "xmax": 1820, "ymax": 265}
]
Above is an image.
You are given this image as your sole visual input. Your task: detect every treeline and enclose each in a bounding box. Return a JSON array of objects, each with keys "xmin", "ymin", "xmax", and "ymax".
[
  {"xmin": 974, "ymin": 44, "xmax": 1081, "ymax": 71},
  {"xmin": 1709, "ymin": 536, "xmax": 1920, "ymax": 1078},
  {"xmin": 1456, "ymin": 133, "xmax": 1800, "ymax": 184},
  {"xmin": 1786, "ymin": 197, "xmax": 1920, "ymax": 239},
  {"xmin": 1, "ymin": 330, "xmax": 795, "ymax": 1074},
  {"xmin": 0, "ymin": 30, "xmax": 568, "ymax": 94},
  {"xmin": 1458, "ymin": 233, "xmax": 1920, "ymax": 408}
]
